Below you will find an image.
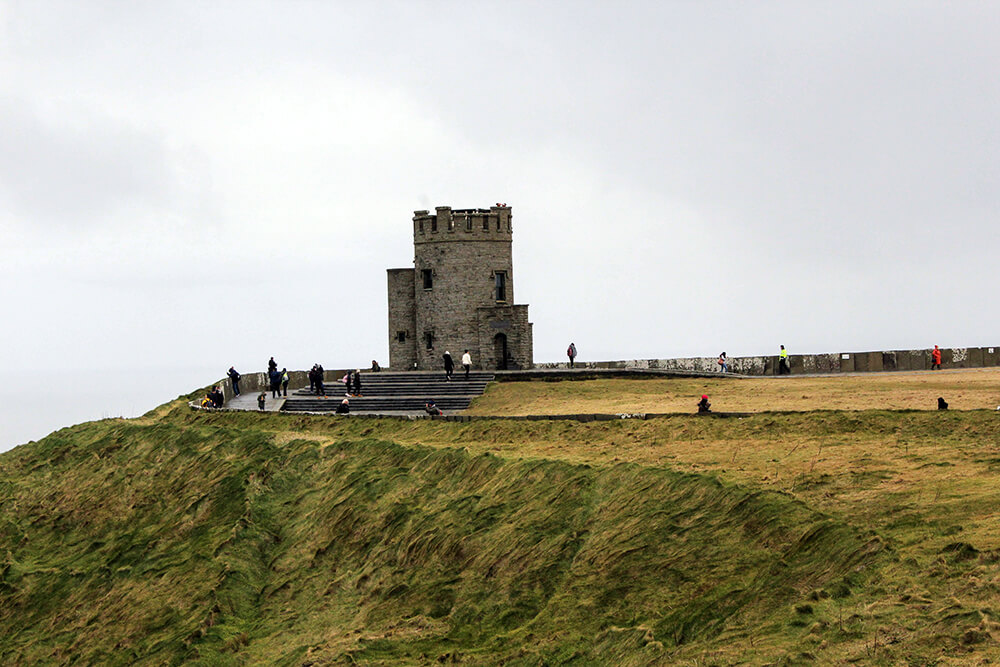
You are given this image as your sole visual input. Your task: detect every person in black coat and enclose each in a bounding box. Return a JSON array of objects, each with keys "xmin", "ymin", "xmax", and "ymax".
[
  {"xmin": 336, "ymin": 398, "xmax": 350, "ymax": 414},
  {"xmin": 443, "ymin": 351, "xmax": 454, "ymax": 381},
  {"xmin": 352, "ymin": 370, "xmax": 362, "ymax": 396},
  {"xmin": 697, "ymin": 395, "xmax": 711, "ymax": 413},
  {"xmin": 227, "ymin": 367, "xmax": 241, "ymax": 396},
  {"xmin": 269, "ymin": 369, "xmax": 282, "ymax": 398}
]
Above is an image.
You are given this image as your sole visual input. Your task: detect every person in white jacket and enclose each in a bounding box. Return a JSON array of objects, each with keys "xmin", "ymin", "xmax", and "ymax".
[{"xmin": 461, "ymin": 350, "xmax": 472, "ymax": 379}]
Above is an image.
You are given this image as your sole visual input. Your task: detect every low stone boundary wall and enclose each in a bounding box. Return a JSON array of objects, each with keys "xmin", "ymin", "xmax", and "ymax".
[{"xmin": 533, "ymin": 345, "xmax": 1000, "ymax": 376}]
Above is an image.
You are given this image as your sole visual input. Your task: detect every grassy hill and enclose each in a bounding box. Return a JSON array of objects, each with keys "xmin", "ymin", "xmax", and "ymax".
[{"xmin": 2, "ymin": 374, "xmax": 1000, "ymax": 665}]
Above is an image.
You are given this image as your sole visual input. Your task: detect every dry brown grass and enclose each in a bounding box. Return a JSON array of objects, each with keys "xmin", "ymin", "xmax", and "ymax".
[{"xmin": 466, "ymin": 367, "xmax": 1000, "ymax": 415}]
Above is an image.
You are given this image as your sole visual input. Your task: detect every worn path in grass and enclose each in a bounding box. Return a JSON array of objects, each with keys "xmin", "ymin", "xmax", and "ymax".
[{"xmin": 468, "ymin": 367, "xmax": 1000, "ymax": 415}]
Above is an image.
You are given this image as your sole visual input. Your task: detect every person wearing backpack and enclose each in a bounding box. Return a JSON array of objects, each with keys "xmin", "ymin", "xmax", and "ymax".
[
  {"xmin": 567, "ymin": 343, "xmax": 577, "ymax": 368},
  {"xmin": 281, "ymin": 368, "xmax": 289, "ymax": 397}
]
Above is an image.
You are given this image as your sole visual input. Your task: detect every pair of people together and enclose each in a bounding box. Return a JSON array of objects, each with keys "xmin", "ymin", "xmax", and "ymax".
[{"xmin": 443, "ymin": 350, "xmax": 473, "ymax": 380}]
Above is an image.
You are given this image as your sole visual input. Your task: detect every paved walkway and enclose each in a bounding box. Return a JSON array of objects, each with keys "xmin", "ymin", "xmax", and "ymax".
[{"xmin": 226, "ymin": 391, "xmax": 286, "ymax": 412}]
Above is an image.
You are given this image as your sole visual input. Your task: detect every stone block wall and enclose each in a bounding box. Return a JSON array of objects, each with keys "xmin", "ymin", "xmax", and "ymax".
[
  {"xmin": 388, "ymin": 205, "xmax": 532, "ymax": 371},
  {"xmin": 533, "ymin": 346, "xmax": 1000, "ymax": 376},
  {"xmin": 387, "ymin": 268, "xmax": 417, "ymax": 371}
]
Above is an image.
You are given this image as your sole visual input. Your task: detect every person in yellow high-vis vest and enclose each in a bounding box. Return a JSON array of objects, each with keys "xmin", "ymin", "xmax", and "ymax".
[{"xmin": 778, "ymin": 345, "xmax": 790, "ymax": 375}]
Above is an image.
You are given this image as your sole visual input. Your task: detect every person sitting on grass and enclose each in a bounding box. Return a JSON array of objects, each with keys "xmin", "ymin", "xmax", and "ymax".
[
  {"xmin": 697, "ymin": 394, "xmax": 711, "ymax": 413},
  {"xmin": 425, "ymin": 399, "xmax": 442, "ymax": 416},
  {"xmin": 336, "ymin": 398, "xmax": 350, "ymax": 414}
]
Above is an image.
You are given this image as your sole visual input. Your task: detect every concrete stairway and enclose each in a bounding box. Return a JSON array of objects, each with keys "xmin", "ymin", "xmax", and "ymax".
[{"xmin": 281, "ymin": 371, "xmax": 494, "ymax": 414}]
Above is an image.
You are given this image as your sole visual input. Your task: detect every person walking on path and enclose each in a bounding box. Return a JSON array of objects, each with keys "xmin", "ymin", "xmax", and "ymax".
[
  {"xmin": 352, "ymin": 370, "xmax": 362, "ymax": 397},
  {"xmin": 257, "ymin": 392, "xmax": 266, "ymax": 411},
  {"xmin": 268, "ymin": 357, "xmax": 277, "ymax": 374},
  {"xmin": 932, "ymin": 345, "xmax": 942, "ymax": 370},
  {"xmin": 697, "ymin": 394, "xmax": 711, "ymax": 413},
  {"xmin": 268, "ymin": 368, "xmax": 282, "ymax": 399},
  {"xmin": 281, "ymin": 368, "xmax": 289, "ymax": 397},
  {"xmin": 227, "ymin": 367, "xmax": 241, "ymax": 396},
  {"xmin": 461, "ymin": 350, "xmax": 472, "ymax": 379},
  {"xmin": 316, "ymin": 364, "xmax": 326, "ymax": 396},
  {"xmin": 443, "ymin": 351, "xmax": 454, "ymax": 381},
  {"xmin": 778, "ymin": 345, "xmax": 790, "ymax": 375},
  {"xmin": 718, "ymin": 352, "xmax": 728, "ymax": 373},
  {"xmin": 567, "ymin": 343, "xmax": 577, "ymax": 368}
]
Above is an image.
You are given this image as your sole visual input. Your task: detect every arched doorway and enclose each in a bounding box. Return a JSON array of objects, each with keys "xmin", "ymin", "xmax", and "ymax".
[{"xmin": 493, "ymin": 333, "xmax": 508, "ymax": 370}]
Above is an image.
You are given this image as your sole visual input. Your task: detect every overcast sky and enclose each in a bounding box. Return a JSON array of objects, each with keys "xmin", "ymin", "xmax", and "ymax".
[{"xmin": 2, "ymin": 2, "xmax": 998, "ymax": 448}]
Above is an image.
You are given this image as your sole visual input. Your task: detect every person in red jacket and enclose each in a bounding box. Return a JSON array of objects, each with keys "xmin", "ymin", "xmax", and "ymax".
[{"xmin": 931, "ymin": 345, "xmax": 942, "ymax": 370}]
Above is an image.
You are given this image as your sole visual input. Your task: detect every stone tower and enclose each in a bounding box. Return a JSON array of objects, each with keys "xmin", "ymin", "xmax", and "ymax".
[{"xmin": 387, "ymin": 205, "xmax": 533, "ymax": 371}]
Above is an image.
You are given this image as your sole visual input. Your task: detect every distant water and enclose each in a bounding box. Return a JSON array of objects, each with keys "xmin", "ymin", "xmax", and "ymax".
[{"xmin": 0, "ymin": 367, "xmax": 221, "ymax": 454}]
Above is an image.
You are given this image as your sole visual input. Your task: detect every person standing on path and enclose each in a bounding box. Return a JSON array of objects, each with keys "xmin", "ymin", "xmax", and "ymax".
[
  {"xmin": 443, "ymin": 351, "xmax": 454, "ymax": 381},
  {"xmin": 718, "ymin": 352, "xmax": 728, "ymax": 373},
  {"xmin": 932, "ymin": 345, "xmax": 942, "ymax": 370},
  {"xmin": 567, "ymin": 343, "xmax": 577, "ymax": 368},
  {"xmin": 461, "ymin": 350, "xmax": 472, "ymax": 379},
  {"xmin": 269, "ymin": 368, "xmax": 282, "ymax": 398},
  {"xmin": 316, "ymin": 364, "xmax": 326, "ymax": 396},
  {"xmin": 228, "ymin": 367, "xmax": 241, "ymax": 396},
  {"xmin": 352, "ymin": 370, "xmax": 362, "ymax": 397},
  {"xmin": 778, "ymin": 345, "xmax": 790, "ymax": 375},
  {"xmin": 281, "ymin": 368, "xmax": 289, "ymax": 397},
  {"xmin": 268, "ymin": 357, "xmax": 277, "ymax": 374},
  {"xmin": 257, "ymin": 392, "xmax": 266, "ymax": 411}
]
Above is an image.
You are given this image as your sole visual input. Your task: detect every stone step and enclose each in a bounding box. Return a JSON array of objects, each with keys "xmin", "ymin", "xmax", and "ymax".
[
  {"xmin": 283, "ymin": 397, "xmax": 475, "ymax": 412},
  {"xmin": 293, "ymin": 384, "xmax": 490, "ymax": 397}
]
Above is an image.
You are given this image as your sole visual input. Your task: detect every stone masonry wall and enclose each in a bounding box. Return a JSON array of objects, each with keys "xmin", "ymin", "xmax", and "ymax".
[
  {"xmin": 533, "ymin": 346, "xmax": 1000, "ymax": 375},
  {"xmin": 476, "ymin": 305, "xmax": 533, "ymax": 370},
  {"xmin": 400, "ymin": 205, "xmax": 532, "ymax": 370},
  {"xmin": 386, "ymin": 268, "xmax": 417, "ymax": 371}
]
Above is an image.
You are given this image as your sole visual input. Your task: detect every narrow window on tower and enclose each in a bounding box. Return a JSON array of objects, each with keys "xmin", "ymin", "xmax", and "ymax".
[
  {"xmin": 396, "ymin": 331, "xmax": 407, "ymax": 343},
  {"xmin": 422, "ymin": 269, "xmax": 433, "ymax": 290},
  {"xmin": 482, "ymin": 216, "xmax": 489, "ymax": 231},
  {"xmin": 424, "ymin": 331, "xmax": 434, "ymax": 350},
  {"xmin": 495, "ymin": 271, "xmax": 507, "ymax": 302},
  {"xmin": 466, "ymin": 215, "xmax": 472, "ymax": 231},
  {"xmin": 431, "ymin": 218, "xmax": 437, "ymax": 232}
]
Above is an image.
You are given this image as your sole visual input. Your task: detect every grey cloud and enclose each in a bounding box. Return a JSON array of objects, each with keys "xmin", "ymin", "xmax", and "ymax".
[{"xmin": 0, "ymin": 97, "xmax": 172, "ymax": 227}]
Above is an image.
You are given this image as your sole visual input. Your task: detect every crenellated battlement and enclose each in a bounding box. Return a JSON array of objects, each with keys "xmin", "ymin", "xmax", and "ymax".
[{"xmin": 413, "ymin": 205, "xmax": 513, "ymax": 243}]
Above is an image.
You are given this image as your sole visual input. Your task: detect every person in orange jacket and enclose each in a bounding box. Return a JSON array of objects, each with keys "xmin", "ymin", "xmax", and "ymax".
[{"xmin": 931, "ymin": 345, "xmax": 942, "ymax": 370}]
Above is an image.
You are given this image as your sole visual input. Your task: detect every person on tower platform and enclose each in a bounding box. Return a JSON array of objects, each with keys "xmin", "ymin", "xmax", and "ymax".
[
  {"xmin": 443, "ymin": 351, "xmax": 454, "ymax": 381},
  {"xmin": 462, "ymin": 350, "xmax": 472, "ymax": 379}
]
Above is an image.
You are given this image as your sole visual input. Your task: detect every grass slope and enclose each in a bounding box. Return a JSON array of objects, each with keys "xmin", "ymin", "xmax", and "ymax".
[{"xmin": 1, "ymin": 377, "xmax": 999, "ymax": 664}]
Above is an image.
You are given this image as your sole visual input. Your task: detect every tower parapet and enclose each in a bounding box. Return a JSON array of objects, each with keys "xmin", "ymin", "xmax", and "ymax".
[{"xmin": 412, "ymin": 205, "xmax": 512, "ymax": 243}]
